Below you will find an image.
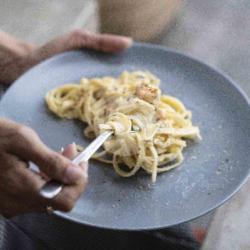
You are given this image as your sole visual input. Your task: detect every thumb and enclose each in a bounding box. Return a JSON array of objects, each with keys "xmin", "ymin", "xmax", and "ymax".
[
  {"xmin": 34, "ymin": 150, "xmax": 85, "ymax": 184},
  {"xmin": 62, "ymin": 143, "xmax": 88, "ymax": 175}
]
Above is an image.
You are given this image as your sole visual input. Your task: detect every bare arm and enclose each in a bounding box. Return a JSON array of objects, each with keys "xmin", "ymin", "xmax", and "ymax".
[
  {"xmin": 0, "ymin": 29, "xmax": 132, "ymax": 84},
  {"xmin": 0, "ymin": 30, "xmax": 132, "ymax": 216}
]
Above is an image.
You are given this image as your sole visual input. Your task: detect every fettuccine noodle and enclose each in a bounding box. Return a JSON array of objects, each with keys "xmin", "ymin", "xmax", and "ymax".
[{"xmin": 46, "ymin": 71, "xmax": 201, "ymax": 182}]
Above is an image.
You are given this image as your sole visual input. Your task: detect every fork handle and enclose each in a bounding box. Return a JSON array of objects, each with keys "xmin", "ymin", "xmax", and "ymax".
[{"xmin": 39, "ymin": 131, "xmax": 112, "ymax": 199}]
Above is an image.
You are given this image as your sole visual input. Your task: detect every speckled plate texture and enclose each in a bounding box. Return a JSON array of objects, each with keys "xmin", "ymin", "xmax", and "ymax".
[{"xmin": 0, "ymin": 43, "xmax": 249, "ymax": 230}]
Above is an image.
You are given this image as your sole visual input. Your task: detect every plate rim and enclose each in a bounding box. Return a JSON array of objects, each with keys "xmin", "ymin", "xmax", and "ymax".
[{"xmin": 1, "ymin": 42, "xmax": 249, "ymax": 230}]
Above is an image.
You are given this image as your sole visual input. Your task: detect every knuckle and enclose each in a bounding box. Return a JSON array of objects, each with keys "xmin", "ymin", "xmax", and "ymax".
[
  {"xmin": 49, "ymin": 153, "xmax": 62, "ymax": 167},
  {"xmin": 45, "ymin": 153, "xmax": 65, "ymax": 175},
  {"xmin": 15, "ymin": 125, "xmax": 37, "ymax": 139},
  {"xmin": 0, "ymin": 163, "xmax": 26, "ymax": 195}
]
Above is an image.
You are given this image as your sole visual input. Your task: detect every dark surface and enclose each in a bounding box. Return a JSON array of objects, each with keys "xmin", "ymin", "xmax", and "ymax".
[
  {"xmin": 1, "ymin": 214, "xmax": 199, "ymax": 250},
  {"xmin": 0, "ymin": 44, "xmax": 249, "ymax": 230}
]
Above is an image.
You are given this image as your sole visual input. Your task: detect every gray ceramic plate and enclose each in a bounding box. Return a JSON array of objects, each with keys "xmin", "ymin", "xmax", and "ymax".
[{"xmin": 0, "ymin": 43, "xmax": 249, "ymax": 230}]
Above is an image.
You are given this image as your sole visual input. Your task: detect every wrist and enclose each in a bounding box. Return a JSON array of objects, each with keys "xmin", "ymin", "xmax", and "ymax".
[
  {"xmin": 0, "ymin": 31, "xmax": 35, "ymax": 56},
  {"xmin": 0, "ymin": 32, "xmax": 36, "ymax": 85}
]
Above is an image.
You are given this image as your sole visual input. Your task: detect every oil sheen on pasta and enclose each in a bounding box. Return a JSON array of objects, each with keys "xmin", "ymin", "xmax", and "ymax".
[{"xmin": 46, "ymin": 71, "xmax": 201, "ymax": 182}]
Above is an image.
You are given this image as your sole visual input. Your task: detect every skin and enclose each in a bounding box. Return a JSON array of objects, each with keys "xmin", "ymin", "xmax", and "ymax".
[{"xmin": 0, "ymin": 30, "xmax": 132, "ymax": 217}]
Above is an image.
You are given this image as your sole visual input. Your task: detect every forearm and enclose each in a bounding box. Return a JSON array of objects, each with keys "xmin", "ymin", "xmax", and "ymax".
[
  {"xmin": 0, "ymin": 29, "xmax": 131, "ymax": 85},
  {"xmin": 0, "ymin": 31, "xmax": 35, "ymax": 85},
  {"xmin": 0, "ymin": 31, "xmax": 35, "ymax": 56}
]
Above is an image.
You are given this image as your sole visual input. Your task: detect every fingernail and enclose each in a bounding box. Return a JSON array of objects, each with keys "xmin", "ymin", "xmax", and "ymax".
[
  {"xmin": 71, "ymin": 142, "xmax": 77, "ymax": 150},
  {"xmin": 60, "ymin": 147, "xmax": 64, "ymax": 152},
  {"xmin": 123, "ymin": 37, "xmax": 133, "ymax": 47},
  {"xmin": 64, "ymin": 164, "xmax": 83, "ymax": 183}
]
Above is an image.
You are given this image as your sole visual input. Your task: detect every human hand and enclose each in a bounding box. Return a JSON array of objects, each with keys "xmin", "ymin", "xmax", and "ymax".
[
  {"xmin": 0, "ymin": 118, "xmax": 87, "ymax": 217},
  {"xmin": 0, "ymin": 29, "xmax": 132, "ymax": 85}
]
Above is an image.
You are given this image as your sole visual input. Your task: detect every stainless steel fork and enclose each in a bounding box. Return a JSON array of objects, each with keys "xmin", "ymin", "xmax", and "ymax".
[{"xmin": 38, "ymin": 131, "xmax": 112, "ymax": 199}]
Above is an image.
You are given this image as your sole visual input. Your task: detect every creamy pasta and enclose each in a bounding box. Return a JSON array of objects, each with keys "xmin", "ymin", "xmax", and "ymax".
[{"xmin": 46, "ymin": 71, "xmax": 201, "ymax": 182}]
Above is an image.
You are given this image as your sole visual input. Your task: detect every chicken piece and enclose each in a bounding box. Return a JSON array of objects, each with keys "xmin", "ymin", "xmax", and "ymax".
[{"xmin": 135, "ymin": 83, "xmax": 159, "ymax": 103}]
